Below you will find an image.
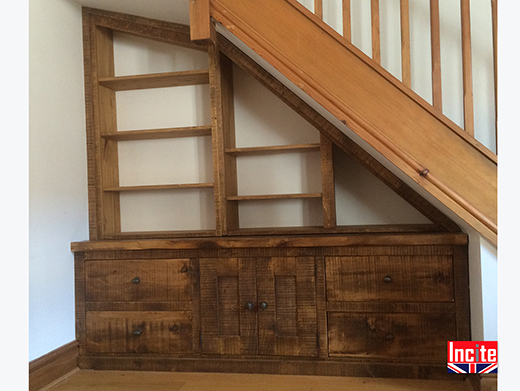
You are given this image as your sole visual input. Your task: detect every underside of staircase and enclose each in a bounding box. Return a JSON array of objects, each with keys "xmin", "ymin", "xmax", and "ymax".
[{"xmin": 191, "ymin": 0, "xmax": 497, "ymax": 245}]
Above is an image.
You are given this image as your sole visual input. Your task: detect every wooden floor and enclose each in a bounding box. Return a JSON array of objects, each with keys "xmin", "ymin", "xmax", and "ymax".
[{"xmin": 45, "ymin": 370, "xmax": 477, "ymax": 391}]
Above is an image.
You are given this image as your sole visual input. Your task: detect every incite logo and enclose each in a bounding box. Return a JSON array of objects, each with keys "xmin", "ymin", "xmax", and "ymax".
[{"xmin": 447, "ymin": 341, "xmax": 498, "ymax": 374}]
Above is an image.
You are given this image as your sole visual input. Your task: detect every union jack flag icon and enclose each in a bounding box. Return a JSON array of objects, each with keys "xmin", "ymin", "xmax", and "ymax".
[{"xmin": 447, "ymin": 363, "xmax": 498, "ymax": 374}]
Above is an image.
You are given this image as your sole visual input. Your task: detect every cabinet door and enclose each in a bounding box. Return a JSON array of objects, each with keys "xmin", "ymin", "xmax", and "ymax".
[
  {"xmin": 256, "ymin": 257, "xmax": 318, "ymax": 357},
  {"xmin": 200, "ymin": 258, "xmax": 258, "ymax": 355}
]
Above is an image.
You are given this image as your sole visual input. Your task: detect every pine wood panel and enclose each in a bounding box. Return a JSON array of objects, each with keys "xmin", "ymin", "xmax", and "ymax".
[
  {"xmin": 85, "ymin": 259, "xmax": 192, "ymax": 302},
  {"xmin": 190, "ymin": 0, "xmax": 211, "ymax": 41},
  {"xmin": 85, "ymin": 311, "xmax": 193, "ymax": 354},
  {"xmin": 325, "ymin": 254, "xmax": 454, "ymax": 302},
  {"xmin": 342, "ymin": 0, "xmax": 351, "ymax": 41},
  {"xmin": 210, "ymin": 0, "xmax": 497, "ymax": 244},
  {"xmin": 256, "ymin": 257, "xmax": 318, "ymax": 357},
  {"xmin": 328, "ymin": 312, "xmax": 457, "ymax": 361},
  {"xmin": 98, "ymin": 70, "xmax": 209, "ymax": 91},
  {"xmin": 371, "ymin": 0, "xmax": 381, "ymax": 64}
]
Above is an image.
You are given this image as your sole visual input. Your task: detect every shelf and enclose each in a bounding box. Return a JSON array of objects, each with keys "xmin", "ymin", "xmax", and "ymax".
[
  {"xmin": 104, "ymin": 183, "xmax": 214, "ymax": 192},
  {"xmin": 101, "ymin": 126, "xmax": 212, "ymax": 141},
  {"xmin": 227, "ymin": 193, "xmax": 322, "ymax": 201},
  {"xmin": 224, "ymin": 143, "xmax": 321, "ymax": 156},
  {"xmin": 98, "ymin": 69, "xmax": 210, "ymax": 91}
]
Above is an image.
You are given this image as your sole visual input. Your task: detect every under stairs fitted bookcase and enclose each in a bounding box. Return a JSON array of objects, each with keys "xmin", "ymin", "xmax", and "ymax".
[{"xmin": 72, "ymin": 8, "xmax": 470, "ymax": 382}]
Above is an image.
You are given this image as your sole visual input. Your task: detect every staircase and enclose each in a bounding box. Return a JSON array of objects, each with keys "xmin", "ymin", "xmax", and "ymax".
[{"xmin": 190, "ymin": 0, "xmax": 497, "ymax": 245}]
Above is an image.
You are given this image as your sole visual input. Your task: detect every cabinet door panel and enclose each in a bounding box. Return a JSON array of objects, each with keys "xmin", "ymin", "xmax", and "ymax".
[
  {"xmin": 200, "ymin": 258, "xmax": 258, "ymax": 355},
  {"xmin": 257, "ymin": 257, "xmax": 318, "ymax": 357}
]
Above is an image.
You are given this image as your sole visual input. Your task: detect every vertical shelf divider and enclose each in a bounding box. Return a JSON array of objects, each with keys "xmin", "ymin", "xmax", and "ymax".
[
  {"xmin": 209, "ymin": 26, "xmax": 239, "ymax": 236},
  {"xmin": 93, "ymin": 25, "xmax": 121, "ymax": 238},
  {"xmin": 320, "ymin": 134, "xmax": 336, "ymax": 229}
]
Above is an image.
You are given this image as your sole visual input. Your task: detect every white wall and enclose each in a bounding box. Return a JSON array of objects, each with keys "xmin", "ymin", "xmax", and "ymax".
[{"xmin": 29, "ymin": 0, "xmax": 88, "ymax": 360}]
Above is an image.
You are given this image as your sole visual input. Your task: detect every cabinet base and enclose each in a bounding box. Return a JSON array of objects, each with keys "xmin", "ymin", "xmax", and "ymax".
[{"xmin": 78, "ymin": 356, "xmax": 463, "ymax": 381}]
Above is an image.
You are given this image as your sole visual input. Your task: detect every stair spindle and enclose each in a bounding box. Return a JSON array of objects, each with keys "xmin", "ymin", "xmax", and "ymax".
[
  {"xmin": 400, "ymin": 0, "xmax": 411, "ymax": 88},
  {"xmin": 461, "ymin": 0, "xmax": 475, "ymax": 136},
  {"xmin": 430, "ymin": 0, "xmax": 443, "ymax": 112},
  {"xmin": 343, "ymin": 0, "xmax": 351, "ymax": 42},
  {"xmin": 315, "ymin": 0, "xmax": 323, "ymax": 20},
  {"xmin": 371, "ymin": 0, "xmax": 381, "ymax": 64}
]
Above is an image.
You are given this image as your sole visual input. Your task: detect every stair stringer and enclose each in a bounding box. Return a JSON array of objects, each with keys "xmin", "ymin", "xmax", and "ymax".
[{"xmin": 208, "ymin": 0, "xmax": 497, "ymax": 245}]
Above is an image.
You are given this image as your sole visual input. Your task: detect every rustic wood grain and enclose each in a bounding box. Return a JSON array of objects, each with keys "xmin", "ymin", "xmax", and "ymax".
[
  {"xmin": 320, "ymin": 135, "xmax": 336, "ymax": 229},
  {"xmin": 98, "ymin": 70, "xmax": 209, "ymax": 91},
  {"xmin": 452, "ymin": 245, "xmax": 471, "ymax": 341},
  {"xmin": 325, "ymin": 254, "xmax": 454, "ymax": 302},
  {"xmin": 101, "ymin": 126, "xmax": 212, "ymax": 141},
  {"xmin": 328, "ymin": 312, "xmax": 457, "ymax": 361},
  {"xmin": 85, "ymin": 311, "xmax": 193, "ymax": 354},
  {"xmin": 85, "ymin": 259, "xmax": 192, "ymax": 302}
]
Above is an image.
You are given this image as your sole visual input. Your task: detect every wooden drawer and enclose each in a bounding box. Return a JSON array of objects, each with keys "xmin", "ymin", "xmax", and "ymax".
[
  {"xmin": 328, "ymin": 312, "xmax": 456, "ymax": 361},
  {"xmin": 325, "ymin": 255, "xmax": 453, "ymax": 302},
  {"xmin": 85, "ymin": 259, "xmax": 192, "ymax": 302},
  {"xmin": 85, "ymin": 311, "xmax": 193, "ymax": 354}
]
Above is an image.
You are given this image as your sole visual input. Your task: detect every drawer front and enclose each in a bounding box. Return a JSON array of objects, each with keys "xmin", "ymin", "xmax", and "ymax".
[
  {"xmin": 325, "ymin": 255, "xmax": 454, "ymax": 302},
  {"xmin": 85, "ymin": 259, "xmax": 192, "ymax": 302},
  {"xmin": 85, "ymin": 311, "xmax": 192, "ymax": 354},
  {"xmin": 328, "ymin": 312, "xmax": 456, "ymax": 361}
]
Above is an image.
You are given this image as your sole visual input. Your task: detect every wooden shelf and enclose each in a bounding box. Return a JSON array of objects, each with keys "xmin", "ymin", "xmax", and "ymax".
[
  {"xmin": 104, "ymin": 183, "xmax": 214, "ymax": 192},
  {"xmin": 104, "ymin": 230, "xmax": 217, "ymax": 240},
  {"xmin": 98, "ymin": 69, "xmax": 210, "ymax": 91},
  {"xmin": 101, "ymin": 126, "xmax": 212, "ymax": 141},
  {"xmin": 225, "ymin": 143, "xmax": 321, "ymax": 156},
  {"xmin": 227, "ymin": 193, "xmax": 322, "ymax": 201}
]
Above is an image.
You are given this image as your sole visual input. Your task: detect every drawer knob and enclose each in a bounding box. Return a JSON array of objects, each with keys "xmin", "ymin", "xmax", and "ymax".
[
  {"xmin": 132, "ymin": 328, "xmax": 143, "ymax": 336},
  {"xmin": 260, "ymin": 302, "xmax": 268, "ymax": 310},
  {"xmin": 180, "ymin": 265, "xmax": 188, "ymax": 273},
  {"xmin": 131, "ymin": 277, "xmax": 140, "ymax": 284},
  {"xmin": 246, "ymin": 302, "xmax": 254, "ymax": 311},
  {"xmin": 383, "ymin": 275, "xmax": 392, "ymax": 283},
  {"xmin": 386, "ymin": 333, "xmax": 395, "ymax": 341},
  {"xmin": 170, "ymin": 324, "xmax": 181, "ymax": 333}
]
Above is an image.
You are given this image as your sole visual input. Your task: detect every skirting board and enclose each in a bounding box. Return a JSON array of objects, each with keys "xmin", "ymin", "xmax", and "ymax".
[{"xmin": 29, "ymin": 340, "xmax": 79, "ymax": 391}]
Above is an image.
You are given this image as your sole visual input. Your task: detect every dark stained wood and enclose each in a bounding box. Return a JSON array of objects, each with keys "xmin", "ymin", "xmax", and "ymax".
[
  {"xmin": 104, "ymin": 230, "xmax": 217, "ymax": 240},
  {"xmin": 327, "ymin": 301, "xmax": 455, "ymax": 313},
  {"xmin": 85, "ymin": 7, "xmax": 207, "ymax": 52},
  {"xmin": 74, "ymin": 252, "xmax": 87, "ymax": 356},
  {"xmin": 191, "ymin": 258, "xmax": 202, "ymax": 355},
  {"xmin": 71, "ymin": 233, "xmax": 468, "ymax": 252},
  {"xmin": 209, "ymin": 35, "xmax": 238, "ymax": 235},
  {"xmin": 216, "ymin": 35, "xmax": 460, "ymax": 234},
  {"xmin": 315, "ymin": 257, "xmax": 328, "ymax": 358},
  {"xmin": 85, "ymin": 259, "xmax": 192, "ymax": 302},
  {"xmin": 98, "ymin": 70, "xmax": 209, "ymax": 91},
  {"xmin": 325, "ymin": 254, "xmax": 454, "ymax": 302},
  {"xmin": 101, "ymin": 126, "xmax": 212, "ymax": 141},
  {"xmin": 328, "ymin": 312, "xmax": 457, "ymax": 361},
  {"xmin": 77, "ymin": 356, "xmax": 462, "ymax": 380},
  {"xmin": 320, "ymin": 135, "xmax": 336, "ymax": 229},
  {"xmin": 85, "ymin": 301, "xmax": 192, "ymax": 312},
  {"xmin": 85, "ymin": 311, "xmax": 193, "ymax": 354},
  {"xmin": 29, "ymin": 340, "xmax": 78, "ymax": 391},
  {"xmin": 200, "ymin": 258, "xmax": 257, "ymax": 355},
  {"xmin": 256, "ymin": 257, "xmax": 318, "ymax": 357},
  {"xmin": 453, "ymin": 245, "xmax": 471, "ymax": 341}
]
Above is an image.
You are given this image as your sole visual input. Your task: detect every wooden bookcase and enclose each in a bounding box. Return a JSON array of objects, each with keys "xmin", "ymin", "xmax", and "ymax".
[{"xmin": 83, "ymin": 8, "xmax": 338, "ymax": 240}]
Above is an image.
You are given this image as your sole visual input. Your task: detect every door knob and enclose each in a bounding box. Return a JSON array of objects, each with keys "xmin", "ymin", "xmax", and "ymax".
[
  {"xmin": 245, "ymin": 302, "xmax": 254, "ymax": 311},
  {"xmin": 260, "ymin": 302, "xmax": 268, "ymax": 310}
]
